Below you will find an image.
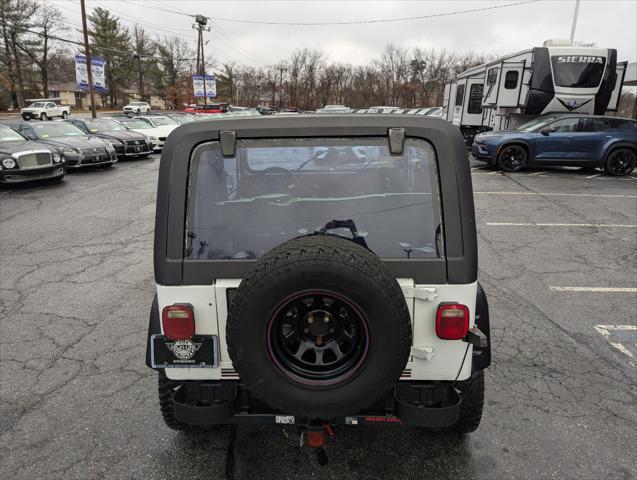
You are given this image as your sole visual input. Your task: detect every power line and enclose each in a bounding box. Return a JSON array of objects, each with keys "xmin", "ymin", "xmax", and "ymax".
[
  {"xmin": 208, "ymin": 0, "xmax": 542, "ymax": 26},
  {"xmin": 58, "ymin": 2, "xmax": 252, "ymax": 70}
]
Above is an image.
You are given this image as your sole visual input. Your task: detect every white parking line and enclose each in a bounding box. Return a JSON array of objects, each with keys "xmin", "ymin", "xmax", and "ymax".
[
  {"xmin": 528, "ymin": 171, "xmax": 546, "ymax": 176},
  {"xmin": 586, "ymin": 173, "xmax": 603, "ymax": 179},
  {"xmin": 474, "ymin": 191, "xmax": 637, "ymax": 199},
  {"xmin": 486, "ymin": 222, "xmax": 637, "ymax": 228},
  {"xmin": 593, "ymin": 325, "xmax": 637, "ymax": 362},
  {"xmin": 550, "ymin": 286, "xmax": 637, "ymax": 293}
]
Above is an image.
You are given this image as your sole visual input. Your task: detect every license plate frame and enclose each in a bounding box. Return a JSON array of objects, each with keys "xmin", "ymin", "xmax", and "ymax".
[{"xmin": 150, "ymin": 334, "xmax": 219, "ymax": 368}]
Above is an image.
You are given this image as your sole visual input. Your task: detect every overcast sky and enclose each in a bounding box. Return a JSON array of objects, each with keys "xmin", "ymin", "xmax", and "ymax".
[{"xmin": 52, "ymin": 0, "xmax": 637, "ymax": 69}]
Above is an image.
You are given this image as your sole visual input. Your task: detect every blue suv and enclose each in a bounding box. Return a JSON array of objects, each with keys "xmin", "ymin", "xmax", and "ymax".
[{"xmin": 472, "ymin": 114, "xmax": 637, "ymax": 176}]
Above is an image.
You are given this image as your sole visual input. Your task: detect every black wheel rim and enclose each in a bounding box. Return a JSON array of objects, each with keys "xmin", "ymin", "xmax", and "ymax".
[
  {"xmin": 608, "ymin": 150, "xmax": 635, "ymax": 175},
  {"xmin": 500, "ymin": 146, "xmax": 526, "ymax": 171},
  {"xmin": 267, "ymin": 290, "xmax": 369, "ymax": 386}
]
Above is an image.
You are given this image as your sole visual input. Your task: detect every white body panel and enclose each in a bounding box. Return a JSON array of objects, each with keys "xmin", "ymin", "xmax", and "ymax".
[{"xmin": 157, "ymin": 280, "xmax": 477, "ymax": 382}]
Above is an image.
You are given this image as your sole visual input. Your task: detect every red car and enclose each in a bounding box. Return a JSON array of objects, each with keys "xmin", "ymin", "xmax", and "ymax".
[{"xmin": 183, "ymin": 103, "xmax": 229, "ymax": 114}]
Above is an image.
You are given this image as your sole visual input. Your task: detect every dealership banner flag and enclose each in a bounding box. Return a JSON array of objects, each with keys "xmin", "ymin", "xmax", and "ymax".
[
  {"xmin": 75, "ymin": 55, "xmax": 108, "ymax": 93},
  {"xmin": 192, "ymin": 75, "xmax": 217, "ymax": 98}
]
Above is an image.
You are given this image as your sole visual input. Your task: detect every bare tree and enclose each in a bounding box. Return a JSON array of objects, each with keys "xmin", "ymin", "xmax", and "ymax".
[
  {"xmin": 14, "ymin": 2, "xmax": 67, "ymax": 96},
  {"xmin": 132, "ymin": 25, "xmax": 156, "ymax": 101},
  {"xmin": 0, "ymin": 0, "xmax": 38, "ymax": 107}
]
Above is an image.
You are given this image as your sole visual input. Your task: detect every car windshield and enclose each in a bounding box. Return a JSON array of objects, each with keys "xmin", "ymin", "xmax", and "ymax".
[
  {"xmin": 28, "ymin": 102, "xmax": 46, "ymax": 108},
  {"xmin": 551, "ymin": 56, "xmax": 606, "ymax": 88},
  {"xmin": 119, "ymin": 119, "xmax": 152, "ymax": 129},
  {"xmin": 0, "ymin": 126, "xmax": 25, "ymax": 142},
  {"xmin": 516, "ymin": 116, "xmax": 558, "ymax": 132},
  {"xmin": 32, "ymin": 122, "xmax": 84, "ymax": 138},
  {"xmin": 149, "ymin": 117, "xmax": 177, "ymax": 126},
  {"xmin": 187, "ymin": 137, "xmax": 443, "ymax": 260},
  {"xmin": 168, "ymin": 115, "xmax": 194, "ymax": 124},
  {"xmin": 84, "ymin": 120, "xmax": 127, "ymax": 132}
]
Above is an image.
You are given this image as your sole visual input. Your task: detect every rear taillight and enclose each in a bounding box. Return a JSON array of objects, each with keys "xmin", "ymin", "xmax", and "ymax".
[
  {"xmin": 162, "ymin": 304, "xmax": 195, "ymax": 340},
  {"xmin": 436, "ymin": 303, "xmax": 469, "ymax": 340}
]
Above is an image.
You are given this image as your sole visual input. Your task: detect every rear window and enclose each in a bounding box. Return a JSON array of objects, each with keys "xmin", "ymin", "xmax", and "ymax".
[{"xmin": 186, "ymin": 137, "xmax": 443, "ymax": 260}]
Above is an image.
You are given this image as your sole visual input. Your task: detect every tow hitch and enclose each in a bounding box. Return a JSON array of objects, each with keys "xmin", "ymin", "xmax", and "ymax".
[{"xmin": 300, "ymin": 422, "xmax": 334, "ymax": 465}]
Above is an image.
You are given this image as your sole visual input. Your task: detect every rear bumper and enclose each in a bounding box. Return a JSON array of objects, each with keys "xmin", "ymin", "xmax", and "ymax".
[{"xmin": 169, "ymin": 380, "xmax": 460, "ymax": 428}]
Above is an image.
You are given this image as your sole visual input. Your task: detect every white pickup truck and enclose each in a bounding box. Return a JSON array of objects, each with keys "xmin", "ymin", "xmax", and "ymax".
[{"xmin": 21, "ymin": 101, "xmax": 71, "ymax": 121}]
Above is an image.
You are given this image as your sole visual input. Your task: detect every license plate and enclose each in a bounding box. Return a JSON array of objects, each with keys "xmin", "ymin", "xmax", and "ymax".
[{"xmin": 151, "ymin": 334, "xmax": 219, "ymax": 368}]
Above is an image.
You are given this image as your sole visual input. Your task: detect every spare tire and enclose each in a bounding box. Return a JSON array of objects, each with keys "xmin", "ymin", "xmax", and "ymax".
[{"xmin": 226, "ymin": 234, "xmax": 412, "ymax": 418}]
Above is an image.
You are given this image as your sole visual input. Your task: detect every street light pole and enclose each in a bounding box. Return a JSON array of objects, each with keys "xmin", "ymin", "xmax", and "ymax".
[
  {"xmin": 569, "ymin": 0, "xmax": 580, "ymax": 45},
  {"xmin": 80, "ymin": 0, "xmax": 96, "ymax": 118},
  {"xmin": 193, "ymin": 15, "xmax": 210, "ymax": 108}
]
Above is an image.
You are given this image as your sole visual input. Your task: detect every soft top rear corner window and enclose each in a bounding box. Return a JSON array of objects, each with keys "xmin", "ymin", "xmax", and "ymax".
[{"xmin": 186, "ymin": 137, "xmax": 443, "ymax": 261}]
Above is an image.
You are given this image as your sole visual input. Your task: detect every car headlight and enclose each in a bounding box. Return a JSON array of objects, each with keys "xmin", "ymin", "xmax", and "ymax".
[
  {"xmin": 149, "ymin": 136, "xmax": 158, "ymax": 140},
  {"xmin": 52, "ymin": 153, "xmax": 62, "ymax": 163}
]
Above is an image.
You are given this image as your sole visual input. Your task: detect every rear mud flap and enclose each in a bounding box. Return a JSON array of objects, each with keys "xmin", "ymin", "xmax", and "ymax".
[
  {"xmin": 173, "ymin": 382, "xmax": 237, "ymax": 425},
  {"xmin": 394, "ymin": 384, "xmax": 461, "ymax": 427}
]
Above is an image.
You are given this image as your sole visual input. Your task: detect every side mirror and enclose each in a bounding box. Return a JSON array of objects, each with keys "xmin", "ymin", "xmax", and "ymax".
[
  {"xmin": 540, "ymin": 128, "xmax": 554, "ymax": 136},
  {"xmin": 26, "ymin": 132, "xmax": 37, "ymax": 140}
]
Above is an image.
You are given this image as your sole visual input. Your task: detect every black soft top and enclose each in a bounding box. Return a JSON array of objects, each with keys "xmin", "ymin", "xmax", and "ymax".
[{"xmin": 154, "ymin": 114, "xmax": 477, "ymax": 285}]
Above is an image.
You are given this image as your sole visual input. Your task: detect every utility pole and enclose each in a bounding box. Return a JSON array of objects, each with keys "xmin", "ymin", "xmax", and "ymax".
[
  {"xmin": 569, "ymin": 0, "xmax": 580, "ymax": 45},
  {"xmin": 278, "ymin": 63, "xmax": 287, "ymax": 110},
  {"xmin": 193, "ymin": 15, "xmax": 210, "ymax": 108},
  {"xmin": 80, "ymin": 0, "xmax": 97, "ymax": 118}
]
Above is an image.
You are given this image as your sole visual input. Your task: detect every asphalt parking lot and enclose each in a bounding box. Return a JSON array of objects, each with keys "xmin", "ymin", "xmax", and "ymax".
[{"xmin": 1, "ymin": 153, "xmax": 636, "ymax": 479}]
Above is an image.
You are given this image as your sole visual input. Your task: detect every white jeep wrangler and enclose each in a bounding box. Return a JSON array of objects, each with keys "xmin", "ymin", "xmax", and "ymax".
[{"xmin": 146, "ymin": 115, "xmax": 491, "ymax": 452}]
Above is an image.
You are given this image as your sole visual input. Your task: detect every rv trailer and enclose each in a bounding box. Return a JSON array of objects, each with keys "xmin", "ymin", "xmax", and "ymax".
[{"xmin": 443, "ymin": 39, "xmax": 627, "ymax": 145}]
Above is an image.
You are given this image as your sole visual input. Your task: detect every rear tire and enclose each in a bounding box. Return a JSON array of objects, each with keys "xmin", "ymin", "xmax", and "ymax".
[
  {"xmin": 447, "ymin": 371, "xmax": 485, "ymax": 434},
  {"xmin": 497, "ymin": 144, "xmax": 528, "ymax": 172},
  {"xmin": 62, "ymin": 111, "xmax": 68, "ymax": 119},
  {"xmin": 136, "ymin": 109, "xmax": 140, "ymax": 115},
  {"xmin": 40, "ymin": 113, "xmax": 47, "ymax": 121},
  {"xmin": 604, "ymin": 148, "xmax": 636, "ymax": 176}
]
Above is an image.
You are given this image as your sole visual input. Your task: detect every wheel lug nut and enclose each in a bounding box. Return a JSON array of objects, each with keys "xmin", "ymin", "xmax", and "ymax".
[
  {"xmin": 324, "ymin": 316, "xmax": 330, "ymax": 323},
  {"xmin": 304, "ymin": 328, "xmax": 309, "ymax": 334},
  {"xmin": 308, "ymin": 315, "xmax": 314, "ymax": 324}
]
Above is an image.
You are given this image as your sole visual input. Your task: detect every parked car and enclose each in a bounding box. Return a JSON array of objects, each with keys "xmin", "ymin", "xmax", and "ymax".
[
  {"xmin": 21, "ymin": 100, "xmax": 71, "ymax": 121},
  {"xmin": 146, "ymin": 115, "xmax": 490, "ymax": 451},
  {"xmin": 423, "ymin": 107, "xmax": 444, "ymax": 117},
  {"xmin": 146, "ymin": 112, "xmax": 196, "ymax": 125},
  {"xmin": 116, "ymin": 116, "xmax": 178, "ymax": 151},
  {"xmin": 316, "ymin": 104, "xmax": 353, "ymax": 113},
  {"xmin": 472, "ymin": 114, "xmax": 637, "ymax": 176},
  {"xmin": 0, "ymin": 125, "xmax": 65, "ymax": 184},
  {"xmin": 183, "ymin": 103, "xmax": 229, "ymax": 114},
  {"xmin": 11, "ymin": 121, "xmax": 117, "ymax": 168},
  {"xmin": 66, "ymin": 118, "xmax": 152, "ymax": 160},
  {"xmin": 368, "ymin": 106, "xmax": 401, "ymax": 114},
  {"xmin": 123, "ymin": 102, "xmax": 151, "ymax": 115}
]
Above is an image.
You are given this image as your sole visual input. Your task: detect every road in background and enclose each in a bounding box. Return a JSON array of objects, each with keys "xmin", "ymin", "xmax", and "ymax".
[{"xmin": 1, "ymin": 155, "xmax": 636, "ymax": 479}]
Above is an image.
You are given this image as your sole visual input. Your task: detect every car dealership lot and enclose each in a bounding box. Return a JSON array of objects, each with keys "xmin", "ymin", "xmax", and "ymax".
[{"xmin": 1, "ymin": 155, "xmax": 635, "ymax": 479}]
